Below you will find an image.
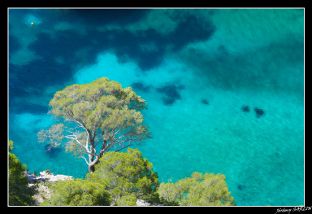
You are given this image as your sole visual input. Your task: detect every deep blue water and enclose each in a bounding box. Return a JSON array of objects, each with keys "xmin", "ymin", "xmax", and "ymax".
[{"xmin": 9, "ymin": 9, "xmax": 304, "ymax": 206}]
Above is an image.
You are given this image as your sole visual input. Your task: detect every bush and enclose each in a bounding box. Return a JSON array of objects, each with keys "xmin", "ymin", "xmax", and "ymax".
[
  {"xmin": 41, "ymin": 179, "xmax": 111, "ymax": 206},
  {"xmin": 115, "ymin": 194, "xmax": 137, "ymax": 206},
  {"xmin": 87, "ymin": 148, "xmax": 159, "ymax": 205},
  {"xmin": 9, "ymin": 140, "xmax": 36, "ymax": 206},
  {"xmin": 158, "ymin": 172, "xmax": 235, "ymax": 206}
]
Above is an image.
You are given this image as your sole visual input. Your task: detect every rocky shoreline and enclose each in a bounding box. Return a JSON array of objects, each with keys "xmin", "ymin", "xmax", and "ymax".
[
  {"xmin": 26, "ymin": 170, "xmax": 153, "ymax": 206},
  {"xmin": 26, "ymin": 170, "xmax": 73, "ymax": 183},
  {"xmin": 26, "ymin": 170, "xmax": 73, "ymax": 205}
]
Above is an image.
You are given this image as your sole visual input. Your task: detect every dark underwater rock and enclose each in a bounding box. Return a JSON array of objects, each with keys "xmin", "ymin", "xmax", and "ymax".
[
  {"xmin": 156, "ymin": 84, "xmax": 185, "ymax": 106},
  {"xmin": 131, "ymin": 82, "xmax": 151, "ymax": 92},
  {"xmin": 162, "ymin": 97, "xmax": 176, "ymax": 105},
  {"xmin": 241, "ymin": 105, "xmax": 250, "ymax": 112},
  {"xmin": 201, "ymin": 99, "xmax": 209, "ymax": 105},
  {"xmin": 237, "ymin": 184, "xmax": 245, "ymax": 190},
  {"xmin": 156, "ymin": 85, "xmax": 181, "ymax": 98},
  {"xmin": 254, "ymin": 108, "xmax": 265, "ymax": 118}
]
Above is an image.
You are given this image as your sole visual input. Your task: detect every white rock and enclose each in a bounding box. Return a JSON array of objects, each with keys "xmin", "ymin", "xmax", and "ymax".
[
  {"xmin": 136, "ymin": 199, "xmax": 151, "ymax": 206},
  {"xmin": 27, "ymin": 170, "xmax": 73, "ymax": 205},
  {"xmin": 27, "ymin": 170, "xmax": 73, "ymax": 183}
]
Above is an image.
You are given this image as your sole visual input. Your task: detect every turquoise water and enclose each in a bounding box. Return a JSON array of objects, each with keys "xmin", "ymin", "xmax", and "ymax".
[{"xmin": 9, "ymin": 9, "xmax": 304, "ymax": 206}]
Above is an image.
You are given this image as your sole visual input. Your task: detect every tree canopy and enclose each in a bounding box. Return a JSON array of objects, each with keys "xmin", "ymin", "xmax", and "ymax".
[
  {"xmin": 39, "ymin": 77, "xmax": 150, "ymax": 172},
  {"xmin": 87, "ymin": 148, "xmax": 159, "ymax": 206},
  {"xmin": 158, "ymin": 172, "xmax": 235, "ymax": 206},
  {"xmin": 41, "ymin": 179, "xmax": 111, "ymax": 206},
  {"xmin": 9, "ymin": 140, "xmax": 36, "ymax": 206}
]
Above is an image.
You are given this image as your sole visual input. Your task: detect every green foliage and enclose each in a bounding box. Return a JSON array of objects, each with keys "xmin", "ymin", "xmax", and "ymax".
[
  {"xmin": 157, "ymin": 182, "xmax": 181, "ymax": 205},
  {"xmin": 9, "ymin": 140, "xmax": 14, "ymax": 151},
  {"xmin": 158, "ymin": 172, "xmax": 235, "ymax": 206},
  {"xmin": 49, "ymin": 77, "xmax": 147, "ymax": 135},
  {"xmin": 87, "ymin": 148, "xmax": 159, "ymax": 205},
  {"xmin": 9, "ymin": 140, "xmax": 36, "ymax": 206},
  {"xmin": 40, "ymin": 78, "xmax": 150, "ymax": 171},
  {"xmin": 41, "ymin": 179, "xmax": 111, "ymax": 206},
  {"xmin": 37, "ymin": 123, "xmax": 64, "ymax": 149},
  {"xmin": 115, "ymin": 194, "xmax": 137, "ymax": 206}
]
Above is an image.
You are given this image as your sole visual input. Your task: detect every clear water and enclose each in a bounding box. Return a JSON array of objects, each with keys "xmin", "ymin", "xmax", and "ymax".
[{"xmin": 9, "ymin": 9, "xmax": 304, "ymax": 206}]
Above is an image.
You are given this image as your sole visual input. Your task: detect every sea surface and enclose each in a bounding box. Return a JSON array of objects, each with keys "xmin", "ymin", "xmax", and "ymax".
[{"xmin": 9, "ymin": 9, "xmax": 304, "ymax": 206}]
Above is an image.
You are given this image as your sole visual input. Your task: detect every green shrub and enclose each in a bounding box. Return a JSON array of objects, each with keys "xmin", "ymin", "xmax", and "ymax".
[
  {"xmin": 9, "ymin": 140, "xmax": 36, "ymax": 206},
  {"xmin": 41, "ymin": 179, "xmax": 111, "ymax": 206},
  {"xmin": 87, "ymin": 148, "xmax": 159, "ymax": 205},
  {"xmin": 115, "ymin": 194, "xmax": 137, "ymax": 206},
  {"xmin": 158, "ymin": 172, "xmax": 235, "ymax": 206}
]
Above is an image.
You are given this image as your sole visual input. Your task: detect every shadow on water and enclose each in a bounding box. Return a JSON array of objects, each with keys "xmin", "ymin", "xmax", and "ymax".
[{"xmin": 44, "ymin": 144, "xmax": 62, "ymax": 158}]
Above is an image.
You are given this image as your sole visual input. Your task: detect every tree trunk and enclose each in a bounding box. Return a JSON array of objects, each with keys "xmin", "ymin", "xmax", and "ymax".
[
  {"xmin": 88, "ymin": 164, "xmax": 95, "ymax": 173},
  {"xmin": 99, "ymin": 139, "xmax": 108, "ymax": 157},
  {"xmin": 88, "ymin": 157, "xmax": 101, "ymax": 173},
  {"xmin": 88, "ymin": 138, "xmax": 96, "ymax": 173},
  {"xmin": 89, "ymin": 137, "xmax": 96, "ymax": 159}
]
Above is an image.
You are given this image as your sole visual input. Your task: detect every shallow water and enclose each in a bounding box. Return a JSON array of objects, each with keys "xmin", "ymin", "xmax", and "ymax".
[{"xmin": 9, "ymin": 9, "xmax": 304, "ymax": 206}]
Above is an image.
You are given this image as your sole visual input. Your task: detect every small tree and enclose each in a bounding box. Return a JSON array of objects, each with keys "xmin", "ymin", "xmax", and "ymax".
[
  {"xmin": 158, "ymin": 172, "xmax": 235, "ymax": 206},
  {"xmin": 41, "ymin": 179, "xmax": 111, "ymax": 206},
  {"xmin": 87, "ymin": 148, "xmax": 159, "ymax": 206},
  {"xmin": 38, "ymin": 78, "xmax": 150, "ymax": 172},
  {"xmin": 9, "ymin": 140, "xmax": 36, "ymax": 206}
]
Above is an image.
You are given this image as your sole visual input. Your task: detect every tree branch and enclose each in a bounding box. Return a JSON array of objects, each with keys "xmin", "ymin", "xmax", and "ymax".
[
  {"xmin": 65, "ymin": 135, "xmax": 94, "ymax": 156},
  {"xmin": 81, "ymin": 155, "xmax": 90, "ymax": 165}
]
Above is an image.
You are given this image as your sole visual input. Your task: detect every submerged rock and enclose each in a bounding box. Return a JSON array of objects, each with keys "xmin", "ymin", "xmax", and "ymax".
[
  {"xmin": 156, "ymin": 84, "xmax": 184, "ymax": 106},
  {"xmin": 237, "ymin": 184, "xmax": 245, "ymax": 190},
  {"xmin": 254, "ymin": 108, "xmax": 265, "ymax": 118},
  {"xmin": 131, "ymin": 82, "xmax": 151, "ymax": 92},
  {"xmin": 241, "ymin": 105, "xmax": 250, "ymax": 112},
  {"xmin": 201, "ymin": 99, "xmax": 209, "ymax": 105}
]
